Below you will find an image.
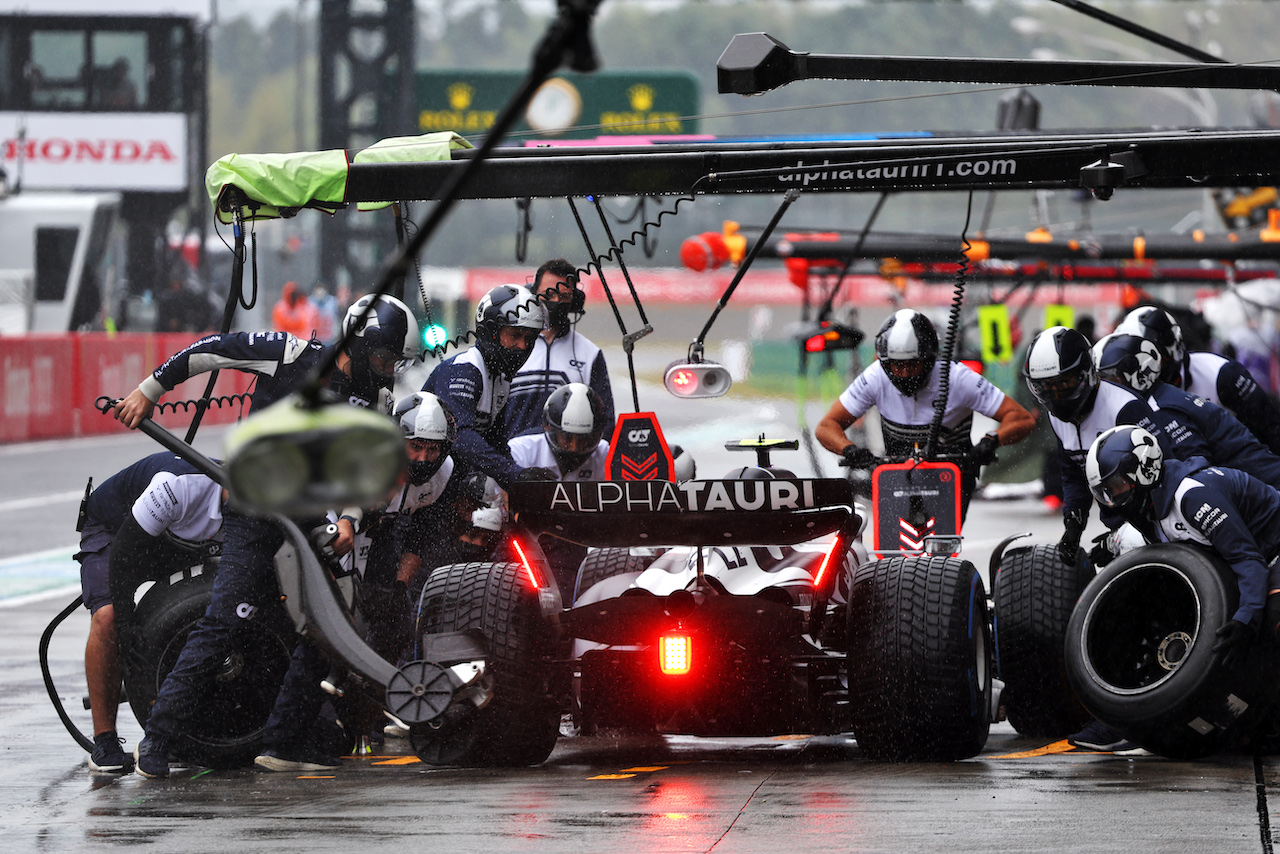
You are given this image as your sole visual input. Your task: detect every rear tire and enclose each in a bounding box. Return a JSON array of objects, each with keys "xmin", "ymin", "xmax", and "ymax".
[
  {"xmin": 410, "ymin": 561, "xmax": 560, "ymax": 767},
  {"xmin": 124, "ymin": 572, "xmax": 294, "ymax": 767},
  {"xmin": 1065, "ymin": 543, "xmax": 1279, "ymax": 758},
  {"xmin": 993, "ymin": 544, "xmax": 1093, "ymax": 737},
  {"xmin": 573, "ymin": 548, "xmax": 649, "ymax": 604},
  {"xmin": 846, "ymin": 556, "xmax": 992, "ymax": 761}
]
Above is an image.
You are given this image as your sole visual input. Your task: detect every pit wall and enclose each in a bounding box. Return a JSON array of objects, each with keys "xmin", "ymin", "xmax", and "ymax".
[{"xmin": 0, "ymin": 333, "xmax": 253, "ymax": 443}]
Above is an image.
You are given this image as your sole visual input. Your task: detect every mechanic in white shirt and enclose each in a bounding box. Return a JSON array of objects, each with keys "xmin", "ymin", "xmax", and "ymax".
[
  {"xmin": 815, "ymin": 308, "xmax": 1034, "ymax": 520},
  {"xmin": 509, "ymin": 382, "xmax": 610, "ymax": 592},
  {"xmin": 75, "ymin": 451, "xmax": 224, "ymax": 773}
]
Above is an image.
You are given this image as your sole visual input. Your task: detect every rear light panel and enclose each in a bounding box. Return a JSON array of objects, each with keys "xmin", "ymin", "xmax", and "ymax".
[{"xmin": 658, "ymin": 633, "xmax": 692, "ymax": 675}]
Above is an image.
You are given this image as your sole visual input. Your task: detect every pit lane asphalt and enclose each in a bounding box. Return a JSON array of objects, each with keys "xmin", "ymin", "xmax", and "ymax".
[
  {"xmin": 5, "ymin": 583, "xmax": 1278, "ymax": 854},
  {"xmin": 3, "ymin": 406, "xmax": 1278, "ymax": 852}
]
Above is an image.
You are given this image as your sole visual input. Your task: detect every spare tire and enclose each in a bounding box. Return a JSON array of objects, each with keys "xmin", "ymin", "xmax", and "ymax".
[
  {"xmin": 1065, "ymin": 543, "xmax": 1279, "ymax": 759},
  {"xmin": 993, "ymin": 543, "xmax": 1093, "ymax": 737},
  {"xmin": 124, "ymin": 571, "xmax": 294, "ymax": 767}
]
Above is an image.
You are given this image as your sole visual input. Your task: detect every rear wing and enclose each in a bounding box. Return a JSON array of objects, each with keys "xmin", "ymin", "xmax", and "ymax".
[{"xmin": 509, "ymin": 478, "xmax": 856, "ymax": 547}]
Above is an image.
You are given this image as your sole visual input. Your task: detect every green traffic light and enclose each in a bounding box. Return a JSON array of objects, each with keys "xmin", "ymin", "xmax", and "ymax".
[{"xmin": 423, "ymin": 324, "xmax": 448, "ymax": 350}]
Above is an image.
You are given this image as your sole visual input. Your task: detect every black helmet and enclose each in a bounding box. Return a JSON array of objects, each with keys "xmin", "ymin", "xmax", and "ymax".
[
  {"xmin": 1094, "ymin": 333, "xmax": 1163, "ymax": 396},
  {"xmin": 543, "ymin": 382, "xmax": 606, "ymax": 473},
  {"xmin": 1023, "ymin": 325, "xmax": 1099, "ymax": 424},
  {"xmin": 393, "ymin": 392, "xmax": 456, "ymax": 484},
  {"xmin": 1115, "ymin": 306, "xmax": 1184, "ymax": 385},
  {"xmin": 1086, "ymin": 425, "xmax": 1163, "ymax": 518},
  {"xmin": 875, "ymin": 309, "xmax": 939, "ymax": 396},
  {"xmin": 474, "ymin": 284, "xmax": 545, "ymax": 377},
  {"xmin": 342, "ymin": 294, "xmax": 420, "ymax": 392}
]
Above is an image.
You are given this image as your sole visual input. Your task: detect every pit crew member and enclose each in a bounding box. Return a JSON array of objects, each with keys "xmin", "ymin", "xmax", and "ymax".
[
  {"xmin": 815, "ymin": 308, "xmax": 1034, "ymax": 520},
  {"xmin": 506, "ymin": 258, "xmax": 615, "ymax": 439},
  {"xmin": 75, "ymin": 452, "xmax": 223, "ymax": 773},
  {"xmin": 422, "ymin": 284, "xmax": 545, "ymax": 490}
]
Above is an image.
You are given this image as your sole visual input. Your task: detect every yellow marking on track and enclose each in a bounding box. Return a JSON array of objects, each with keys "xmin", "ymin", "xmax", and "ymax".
[
  {"xmin": 297, "ymin": 775, "xmax": 337, "ymax": 779},
  {"xmin": 588, "ymin": 773, "xmax": 637, "ymax": 780},
  {"xmin": 373, "ymin": 756, "xmax": 423, "ymax": 765},
  {"xmin": 991, "ymin": 740, "xmax": 1081, "ymax": 759},
  {"xmin": 619, "ymin": 766, "xmax": 668, "ymax": 773},
  {"xmin": 772, "ymin": 734, "xmax": 812, "ymax": 741}
]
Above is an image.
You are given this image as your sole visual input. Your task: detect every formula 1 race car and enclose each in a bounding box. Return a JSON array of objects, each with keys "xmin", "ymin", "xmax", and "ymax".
[{"xmin": 402, "ymin": 428, "xmax": 996, "ymax": 765}]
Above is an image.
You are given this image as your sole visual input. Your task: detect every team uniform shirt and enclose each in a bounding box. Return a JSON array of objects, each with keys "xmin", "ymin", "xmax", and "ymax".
[
  {"xmin": 506, "ymin": 331, "xmax": 615, "ymax": 439},
  {"xmin": 422, "ymin": 347, "xmax": 522, "ymax": 488},
  {"xmin": 343, "ymin": 458, "xmax": 458, "ymax": 578},
  {"xmin": 1179, "ymin": 350, "xmax": 1280, "ymax": 456},
  {"xmin": 1148, "ymin": 456, "xmax": 1280, "ymax": 626},
  {"xmin": 1145, "ymin": 381, "xmax": 1280, "ymax": 489},
  {"xmin": 837, "ymin": 360, "xmax": 1005, "ymax": 459},
  {"xmin": 1047, "ymin": 380, "xmax": 1165, "ymax": 520},
  {"xmin": 138, "ymin": 330, "xmax": 389, "ymax": 414},
  {"xmin": 131, "ymin": 470, "xmax": 224, "ymax": 546},
  {"xmin": 76, "ymin": 451, "xmax": 222, "ymax": 613},
  {"xmin": 509, "ymin": 433, "xmax": 610, "ymax": 481}
]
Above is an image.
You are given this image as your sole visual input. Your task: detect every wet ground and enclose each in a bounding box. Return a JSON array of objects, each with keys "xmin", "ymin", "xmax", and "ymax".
[
  {"xmin": 6, "ymin": 584, "xmax": 1276, "ymax": 853},
  {"xmin": 3, "ymin": 396, "xmax": 1278, "ymax": 852}
]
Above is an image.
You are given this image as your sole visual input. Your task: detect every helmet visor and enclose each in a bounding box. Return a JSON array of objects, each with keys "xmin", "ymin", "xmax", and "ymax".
[
  {"xmin": 1028, "ymin": 366, "xmax": 1091, "ymax": 411},
  {"xmin": 368, "ymin": 348, "xmax": 414, "ymax": 379},
  {"xmin": 1091, "ymin": 469, "xmax": 1137, "ymax": 509}
]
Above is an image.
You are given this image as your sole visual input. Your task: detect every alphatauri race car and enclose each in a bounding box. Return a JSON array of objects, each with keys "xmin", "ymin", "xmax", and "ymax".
[{"xmin": 405, "ymin": 428, "xmax": 996, "ymax": 765}]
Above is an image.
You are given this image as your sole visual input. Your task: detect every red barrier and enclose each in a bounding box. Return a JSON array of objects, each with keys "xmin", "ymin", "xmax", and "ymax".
[{"xmin": 0, "ymin": 332, "xmax": 254, "ymax": 443}]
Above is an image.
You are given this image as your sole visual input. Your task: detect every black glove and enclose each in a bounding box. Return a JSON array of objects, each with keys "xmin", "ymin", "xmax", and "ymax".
[
  {"xmin": 1265, "ymin": 594, "xmax": 1280, "ymax": 643},
  {"xmin": 971, "ymin": 433, "xmax": 999, "ymax": 468},
  {"xmin": 841, "ymin": 445, "xmax": 877, "ymax": 470},
  {"xmin": 1089, "ymin": 531, "xmax": 1116, "ymax": 568},
  {"xmin": 1058, "ymin": 508, "xmax": 1087, "ymax": 566},
  {"xmin": 516, "ymin": 466, "xmax": 558, "ymax": 482},
  {"xmin": 1213, "ymin": 619, "xmax": 1254, "ymax": 668}
]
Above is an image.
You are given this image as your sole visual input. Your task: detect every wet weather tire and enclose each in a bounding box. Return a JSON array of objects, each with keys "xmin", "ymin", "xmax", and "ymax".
[
  {"xmin": 993, "ymin": 544, "xmax": 1093, "ymax": 737},
  {"xmin": 1065, "ymin": 543, "xmax": 1279, "ymax": 759},
  {"xmin": 123, "ymin": 572, "xmax": 294, "ymax": 767},
  {"xmin": 846, "ymin": 556, "xmax": 992, "ymax": 761},
  {"xmin": 573, "ymin": 548, "xmax": 649, "ymax": 604},
  {"xmin": 410, "ymin": 561, "xmax": 560, "ymax": 767}
]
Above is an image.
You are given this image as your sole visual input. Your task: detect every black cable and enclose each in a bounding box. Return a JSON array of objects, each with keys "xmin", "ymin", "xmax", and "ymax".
[
  {"xmin": 925, "ymin": 191, "xmax": 975, "ymax": 461},
  {"xmin": 40, "ymin": 594, "xmax": 94, "ymax": 753}
]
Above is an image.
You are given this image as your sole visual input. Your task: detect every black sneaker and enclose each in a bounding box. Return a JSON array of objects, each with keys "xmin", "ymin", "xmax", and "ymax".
[
  {"xmin": 254, "ymin": 748, "xmax": 342, "ymax": 773},
  {"xmin": 89, "ymin": 731, "xmax": 134, "ymax": 774},
  {"xmin": 1068, "ymin": 719, "xmax": 1135, "ymax": 751},
  {"xmin": 134, "ymin": 735, "xmax": 171, "ymax": 778}
]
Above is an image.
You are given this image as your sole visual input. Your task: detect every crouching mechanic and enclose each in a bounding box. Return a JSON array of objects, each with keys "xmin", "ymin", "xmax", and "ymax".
[
  {"xmin": 74, "ymin": 451, "xmax": 223, "ymax": 773},
  {"xmin": 423, "ymin": 284, "xmax": 545, "ymax": 490},
  {"xmin": 815, "ymin": 308, "xmax": 1034, "ymax": 521},
  {"xmin": 1086, "ymin": 425, "xmax": 1280, "ymax": 666},
  {"xmin": 344, "ymin": 392, "xmax": 460, "ymax": 665},
  {"xmin": 114, "ymin": 294, "xmax": 422, "ymax": 778},
  {"xmin": 1023, "ymin": 325, "xmax": 1172, "ymax": 567},
  {"xmin": 510, "ymin": 382, "xmax": 610, "ymax": 594}
]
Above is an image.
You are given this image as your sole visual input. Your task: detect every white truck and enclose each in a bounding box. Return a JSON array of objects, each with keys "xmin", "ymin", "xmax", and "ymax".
[{"xmin": 0, "ymin": 190, "xmax": 123, "ymax": 333}]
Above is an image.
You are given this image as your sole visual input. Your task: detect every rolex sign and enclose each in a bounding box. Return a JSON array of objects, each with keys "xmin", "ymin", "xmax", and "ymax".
[{"xmin": 415, "ymin": 70, "xmax": 700, "ymax": 140}]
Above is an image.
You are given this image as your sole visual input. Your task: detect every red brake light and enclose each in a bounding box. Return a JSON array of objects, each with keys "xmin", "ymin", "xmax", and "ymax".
[{"xmin": 659, "ymin": 634, "xmax": 692, "ymax": 675}]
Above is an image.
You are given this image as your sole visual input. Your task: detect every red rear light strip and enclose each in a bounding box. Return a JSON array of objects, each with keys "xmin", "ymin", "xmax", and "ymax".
[{"xmin": 511, "ymin": 538, "xmax": 542, "ymax": 589}]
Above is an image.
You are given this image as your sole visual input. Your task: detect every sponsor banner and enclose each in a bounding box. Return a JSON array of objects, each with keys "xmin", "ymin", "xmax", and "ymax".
[
  {"xmin": 0, "ymin": 113, "xmax": 187, "ymax": 191},
  {"xmin": 548, "ymin": 478, "xmax": 821, "ymax": 514}
]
